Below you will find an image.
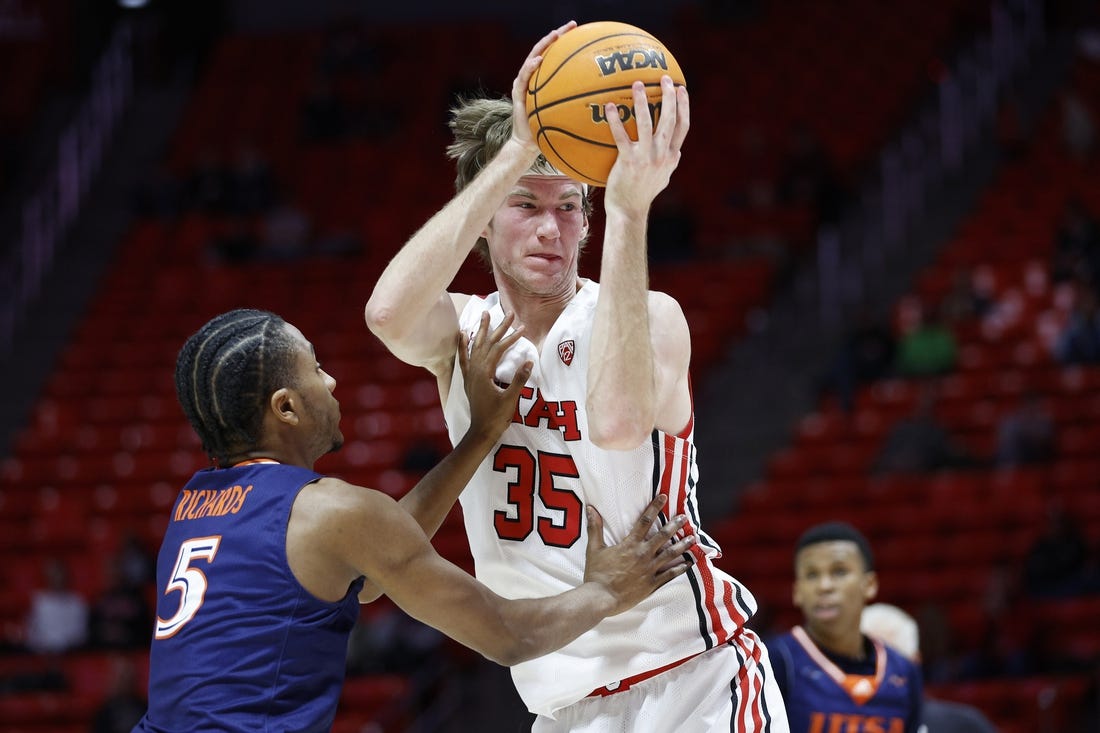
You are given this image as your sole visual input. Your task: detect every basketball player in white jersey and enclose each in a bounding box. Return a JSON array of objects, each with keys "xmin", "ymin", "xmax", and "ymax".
[{"xmin": 365, "ymin": 21, "xmax": 788, "ymax": 732}]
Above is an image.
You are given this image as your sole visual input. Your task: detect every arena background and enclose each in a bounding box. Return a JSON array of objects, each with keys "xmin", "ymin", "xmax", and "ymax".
[{"xmin": 0, "ymin": 0, "xmax": 1098, "ymax": 730}]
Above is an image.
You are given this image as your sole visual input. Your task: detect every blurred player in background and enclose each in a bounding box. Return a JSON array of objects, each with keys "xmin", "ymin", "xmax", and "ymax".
[
  {"xmin": 365, "ymin": 21, "xmax": 788, "ymax": 732},
  {"xmin": 769, "ymin": 521, "xmax": 923, "ymax": 733},
  {"xmin": 862, "ymin": 603, "xmax": 997, "ymax": 733},
  {"xmin": 133, "ymin": 308, "xmax": 693, "ymax": 732}
]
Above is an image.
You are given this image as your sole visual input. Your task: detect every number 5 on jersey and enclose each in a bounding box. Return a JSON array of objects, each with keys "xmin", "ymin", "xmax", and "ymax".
[{"xmin": 155, "ymin": 536, "xmax": 221, "ymax": 639}]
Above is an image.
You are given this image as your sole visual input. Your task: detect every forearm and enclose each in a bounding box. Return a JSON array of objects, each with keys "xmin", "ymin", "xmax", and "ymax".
[
  {"xmin": 416, "ymin": 573, "xmax": 617, "ymax": 667},
  {"xmin": 365, "ymin": 138, "xmax": 538, "ymax": 343},
  {"xmin": 488, "ymin": 582, "xmax": 618, "ymax": 665},
  {"xmin": 397, "ymin": 429, "xmax": 497, "ymax": 539},
  {"xmin": 587, "ymin": 207, "xmax": 657, "ymax": 448}
]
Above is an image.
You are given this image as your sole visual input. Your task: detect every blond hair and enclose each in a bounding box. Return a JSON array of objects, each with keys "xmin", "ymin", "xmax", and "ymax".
[{"xmin": 446, "ymin": 96, "xmax": 592, "ymax": 265}]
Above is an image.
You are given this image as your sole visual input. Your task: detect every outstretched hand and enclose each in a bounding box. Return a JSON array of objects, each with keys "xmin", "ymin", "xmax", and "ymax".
[
  {"xmin": 511, "ymin": 21, "xmax": 577, "ymax": 153},
  {"xmin": 584, "ymin": 494, "xmax": 695, "ymax": 615},
  {"xmin": 603, "ymin": 75, "xmax": 690, "ymax": 217},
  {"xmin": 459, "ymin": 312, "xmax": 532, "ymax": 444}
]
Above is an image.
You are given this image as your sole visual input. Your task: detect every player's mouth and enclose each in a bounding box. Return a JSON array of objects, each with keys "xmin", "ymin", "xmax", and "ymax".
[{"xmin": 811, "ymin": 603, "xmax": 841, "ymax": 621}]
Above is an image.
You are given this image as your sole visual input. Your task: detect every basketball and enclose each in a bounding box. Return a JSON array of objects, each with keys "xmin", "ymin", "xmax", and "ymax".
[{"xmin": 526, "ymin": 21, "xmax": 686, "ymax": 187}]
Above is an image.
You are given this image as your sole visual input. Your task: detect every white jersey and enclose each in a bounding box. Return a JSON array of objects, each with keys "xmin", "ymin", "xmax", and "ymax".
[{"xmin": 445, "ymin": 281, "xmax": 758, "ymax": 718}]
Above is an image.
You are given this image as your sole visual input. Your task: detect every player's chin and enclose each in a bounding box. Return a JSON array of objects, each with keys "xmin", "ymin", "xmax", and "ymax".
[{"xmin": 329, "ymin": 433, "xmax": 345, "ymax": 454}]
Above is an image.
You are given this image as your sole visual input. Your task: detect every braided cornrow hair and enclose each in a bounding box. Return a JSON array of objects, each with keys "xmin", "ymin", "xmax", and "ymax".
[{"xmin": 174, "ymin": 308, "xmax": 298, "ymax": 466}]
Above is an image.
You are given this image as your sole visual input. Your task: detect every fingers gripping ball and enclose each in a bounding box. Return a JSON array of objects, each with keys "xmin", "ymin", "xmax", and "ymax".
[{"xmin": 525, "ymin": 21, "xmax": 686, "ymax": 187}]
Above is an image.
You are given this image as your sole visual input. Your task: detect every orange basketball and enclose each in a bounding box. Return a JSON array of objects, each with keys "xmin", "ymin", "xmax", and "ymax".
[{"xmin": 526, "ymin": 21, "xmax": 686, "ymax": 187}]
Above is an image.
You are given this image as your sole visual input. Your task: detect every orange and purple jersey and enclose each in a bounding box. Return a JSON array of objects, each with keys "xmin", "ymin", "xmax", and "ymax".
[
  {"xmin": 770, "ymin": 626, "xmax": 922, "ymax": 733},
  {"xmin": 135, "ymin": 461, "xmax": 364, "ymax": 732}
]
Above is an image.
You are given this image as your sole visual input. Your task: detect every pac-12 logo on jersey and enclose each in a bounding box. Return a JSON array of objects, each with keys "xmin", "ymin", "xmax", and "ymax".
[{"xmin": 558, "ymin": 340, "xmax": 575, "ymax": 366}]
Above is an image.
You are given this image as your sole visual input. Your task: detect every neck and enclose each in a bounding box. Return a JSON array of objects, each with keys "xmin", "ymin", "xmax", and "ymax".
[
  {"xmin": 805, "ymin": 625, "xmax": 866, "ymax": 660},
  {"xmin": 497, "ymin": 277, "xmax": 583, "ymax": 348},
  {"xmin": 220, "ymin": 448, "xmax": 286, "ymax": 468}
]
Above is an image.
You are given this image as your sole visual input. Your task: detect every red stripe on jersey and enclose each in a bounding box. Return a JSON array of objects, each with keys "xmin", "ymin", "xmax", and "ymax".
[
  {"xmin": 659, "ymin": 433, "xmax": 676, "ymax": 500},
  {"xmin": 661, "ymin": 431, "xmax": 750, "ymax": 646},
  {"xmin": 748, "ymin": 638, "xmax": 765, "ymax": 730},
  {"xmin": 734, "ymin": 635, "xmax": 752, "ymax": 728},
  {"xmin": 732, "ymin": 633, "xmax": 767, "ymax": 731},
  {"xmin": 662, "ymin": 433, "xmax": 721, "ymax": 639}
]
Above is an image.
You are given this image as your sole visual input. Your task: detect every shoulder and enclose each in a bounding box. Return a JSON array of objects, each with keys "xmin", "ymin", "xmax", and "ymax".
[
  {"xmin": 765, "ymin": 633, "xmax": 797, "ymax": 690},
  {"xmin": 889, "ymin": 646, "xmax": 922, "ymax": 676},
  {"xmin": 766, "ymin": 633, "xmax": 798, "ymax": 664},
  {"xmin": 923, "ymin": 698, "xmax": 997, "ymax": 731},
  {"xmin": 450, "ymin": 291, "xmax": 474, "ymax": 316},
  {"xmin": 293, "ymin": 476, "xmax": 401, "ymax": 531},
  {"xmin": 646, "ymin": 288, "xmax": 686, "ymax": 318},
  {"xmin": 642, "ymin": 286, "xmax": 686, "ymax": 343}
]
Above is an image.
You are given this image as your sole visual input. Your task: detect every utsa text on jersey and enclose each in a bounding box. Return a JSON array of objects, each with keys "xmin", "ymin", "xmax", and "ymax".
[{"xmin": 808, "ymin": 712, "xmax": 904, "ymax": 733}]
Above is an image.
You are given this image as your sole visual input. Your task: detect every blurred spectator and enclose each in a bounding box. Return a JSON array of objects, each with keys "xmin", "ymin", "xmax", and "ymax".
[
  {"xmin": 209, "ymin": 217, "xmax": 260, "ymax": 265},
  {"xmin": 1053, "ymin": 281, "xmax": 1100, "ymax": 365},
  {"xmin": 186, "ymin": 148, "xmax": 232, "ymax": 214},
  {"xmin": 89, "ymin": 560, "xmax": 151, "ymax": 650},
  {"xmin": 25, "ymin": 558, "xmax": 88, "ymax": 655},
  {"xmin": 318, "ymin": 18, "xmax": 379, "ymax": 77},
  {"xmin": 1060, "ymin": 88, "xmax": 1095, "ymax": 162},
  {"xmin": 301, "ymin": 76, "xmax": 348, "ymax": 143},
  {"xmin": 114, "ymin": 531, "xmax": 155, "ymax": 590},
  {"xmin": 647, "ymin": 185, "xmax": 697, "ymax": 262},
  {"xmin": 914, "ymin": 602, "xmax": 961, "ymax": 684},
  {"xmin": 861, "ymin": 603, "xmax": 998, "ymax": 733},
  {"xmin": 817, "ymin": 313, "xmax": 896, "ymax": 413},
  {"xmin": 729, "ymin": 126, "xmax": 776, "ymax": 211},
  {"xmin": 91, "ymin": 656, "xmax": 147, "ymax": 733},
  {"xmin": 957, "ymin": 561, "xmax": 1034, "ymax": 680},
  {"xmin": 401, "ymin": 439, "xmax": 445, "ymax": 474},
  {"xmin": 314, "ymin": 227, "xmax": 365, "ymax": 258},
  {"xmin": 227, "ymin": 142, "xmax": 277, "ymax": 215},
  {"xmin": 1023, "ymin": 501, "xmax": 1097, "ymax": 598},
  {"xmin": 345, "ymin": 604, "xmax": 444, "ymax": 677},
  {"xmin": 895, "ymin": 302, "xmax": 958, "ymax": 378},
  {"xmin": 996, "ymin": 90, "xmax": 1030, "ymax": 162},
  {"xmin": 777, "ymin": 121, "xmax": 847, "ymax": 228},
  {"xmin": 1050, "ymin": 197, "xmax": 1100, "ymax": 285},
  {"xmin": 132, "ymin": 166, "xmax": 185, "ymax": 219},
  {"xmin": 996, "ymin": 392, "xmax": 1057, "ymax": 467},
  {"xmin": 939, "ymin": 267, "xmax": 993, "ymax": 324},
  {"xmin": 873, "ymin": 383, "xmax": 975, "ymax": 474},
  {"xmin": 259, "ymin": 195, "xmax": 313, "ymax": 261}
]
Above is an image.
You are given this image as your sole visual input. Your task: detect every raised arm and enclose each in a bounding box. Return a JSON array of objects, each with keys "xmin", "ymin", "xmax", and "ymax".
[
  {"xmin": 396, "ymin": 312, "xmax": 531, "ymax": 539},
  {"xmin": 587, "ymin": 76, "xmax": 692, "ymax": 447},
  {"xmin": 305, "ymin": 485, "xmax": 693, "ymax": 666},
  {"xmin": 364, "ymin": 22, "xmax": 576, "ymax": 375}
]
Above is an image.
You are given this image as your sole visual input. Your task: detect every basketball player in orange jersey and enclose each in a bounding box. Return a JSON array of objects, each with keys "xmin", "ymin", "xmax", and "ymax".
[
  {"xmin": 365, "ymin": 21, "xmax": 789, "ymax": 732},
  {"xmin": 768, "ymin": 522, "xmax": 923, "ymax": 733}
]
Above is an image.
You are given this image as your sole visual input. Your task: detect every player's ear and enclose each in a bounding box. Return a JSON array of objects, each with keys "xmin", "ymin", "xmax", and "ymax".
[
  {"xmin": 863, "ymin": 570, "xmax": 879, "ymax": 602},
  {"xmin": 270, "ymin": 388, "xmax": 299, "ymax": 426}
]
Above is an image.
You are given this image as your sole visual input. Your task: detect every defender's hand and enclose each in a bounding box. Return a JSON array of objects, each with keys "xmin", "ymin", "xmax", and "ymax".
[
  {"xmin": 583, "ymin": 494, "xmax": 695, "ymax": 615},
  {"xmin": 459, "ymin": 312, "xmax": 532, "ymax": 443}
]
